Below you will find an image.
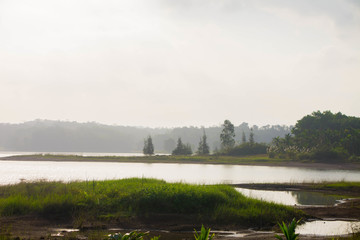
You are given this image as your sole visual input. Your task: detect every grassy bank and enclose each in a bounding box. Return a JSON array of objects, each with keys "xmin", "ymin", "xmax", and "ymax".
[
  {"xmin": 4, "ymin": 154, "xmax": 360, "ymax": 170},
  {"xmin": 0, "ymin": 178, "xmax": 302, "ymax": 228},
  {"xmin": 314, "ymin": 181, "xmax": 360, "ymax": 193},
  {"xmin": 1, "ymin": 153, "xmax": 293, "ymax": 165}
]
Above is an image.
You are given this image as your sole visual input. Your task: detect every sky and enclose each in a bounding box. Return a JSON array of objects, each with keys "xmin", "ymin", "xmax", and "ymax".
[{"xmin": 0, "ymin": 0, "xmax": 359, "ymax": 128}]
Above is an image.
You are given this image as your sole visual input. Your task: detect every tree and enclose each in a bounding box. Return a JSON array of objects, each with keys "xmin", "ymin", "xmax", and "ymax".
[
  {"xmin": 143, "ymin": 135, "xmax": 154, "ymax": 155},
  {"xmin": 172, "ymin": 138, "xmax": 192, "ymax": 155},
  {"xmin": 249, "ymin": 128, "xmax": 255, "ymax": 145},
  {"xmin": 220, "ymin": 120, "xmax": 235, "ymax": 149},
  {"xmin": 197, "ymin": 130, "xmax": 210, "ymax": 155},
  {"xmin": 241, "ymin": 131, "xmax": 247, "ymax": 144},
  {"xmin": 268, "ymin": 111, "xmax": 360, "ymax": 161}
]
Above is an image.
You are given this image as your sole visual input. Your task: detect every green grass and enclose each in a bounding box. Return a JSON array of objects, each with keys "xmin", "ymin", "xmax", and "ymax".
[
  {"xmin": 313, "ymin": 181, "xmax": 360, "ymax": 193},
  {"xmin": 4, "ymin": 153, "xmax": 289, "ymax": 165},
  {"xmin": 0, "ymin": 178, "xmax": 302, "ymax": 228}
]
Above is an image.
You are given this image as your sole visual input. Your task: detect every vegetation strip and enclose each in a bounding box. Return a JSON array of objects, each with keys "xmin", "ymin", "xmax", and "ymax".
[
  {"xmin": 2, "ymin": 154, "xmax": 360, "ymax": 170},
  {"xmin": 0, "ymin": 178, "xmax": 302, "ymax": 229}
]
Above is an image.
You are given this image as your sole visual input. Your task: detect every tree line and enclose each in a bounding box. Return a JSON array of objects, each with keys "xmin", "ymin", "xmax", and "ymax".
[
  {"xmin": 144, "ymin": 111, "xmax": 360, "ymax": 163},
  {"xmin": 143, "ymin": 119, "xmax": 267, "ymax": 156},
  {"xmin": 0, "ymin": 120, "xmax": 290, "ymax": 153},
  {"xmin": 268, "ymin": 111, "xmax": 360, "ymax": 162}
]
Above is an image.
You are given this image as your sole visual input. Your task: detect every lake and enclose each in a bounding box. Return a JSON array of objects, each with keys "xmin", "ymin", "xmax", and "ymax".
[
  {"xmin": 1, "ymin": 160, "xmax": 359, "ymax": 185},
  {"xmin": 1, "ymin": 157, "xmax": 360, "ymax": 237}
]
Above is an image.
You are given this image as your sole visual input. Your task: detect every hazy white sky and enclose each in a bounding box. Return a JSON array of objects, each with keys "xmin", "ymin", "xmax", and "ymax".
[{"xmin": 1, "ymin": 0, "xmax": 359, "ymax": 127}]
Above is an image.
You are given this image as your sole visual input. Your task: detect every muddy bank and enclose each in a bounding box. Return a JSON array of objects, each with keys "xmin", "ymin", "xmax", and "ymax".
[
  {"xmin": 1, "ymin": 196, "xmax": 359, "ymax": 240},
  {"xmin": 0, "ymin": 215, "xmax": 330, "ymax": 240}
]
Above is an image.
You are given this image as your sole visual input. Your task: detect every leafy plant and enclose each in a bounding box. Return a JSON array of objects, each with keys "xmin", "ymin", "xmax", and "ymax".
[
  {"xmin": 194, "ymin": 225, "xmax": 215, "ymax": 240},
  {"xmin": 275, "ymin": 218, "xmax": 300, "ymax": 240}
]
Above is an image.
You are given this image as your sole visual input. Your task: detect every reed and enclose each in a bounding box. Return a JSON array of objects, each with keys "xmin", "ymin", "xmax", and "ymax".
[{"xmin": 0, "ymin": 178, "xmax": 303, "ymax": 227}]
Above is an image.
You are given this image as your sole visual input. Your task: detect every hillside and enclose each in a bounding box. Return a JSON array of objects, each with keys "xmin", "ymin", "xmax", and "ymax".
[{"xmin": 0, "ymin": 120, "xmax": 291, "ymax": 153}]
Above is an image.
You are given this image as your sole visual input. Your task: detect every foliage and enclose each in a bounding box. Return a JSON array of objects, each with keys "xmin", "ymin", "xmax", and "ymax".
[
  {"xmin": 194, "ymin": 225, "xmax": 214, "ymax": 240},
  {"xmin": 316, "ymin": 181, "xmax": 360, "ymax": 193},
  {"xmin": 241, "ymin": 131, "xmax": 246, "ymax": 144},
  {"xmin": 197, "ymin": 131, "xmax": 210, "ymax": 155},
  {"xmin": 220, "ymin": 120, "xmax": 235, "ymax": 150},
  {"xmin": 172, "ymin": 138, "xmax": 192, "ymax": 155},
  {"xmin": 6, "ymin": 153, "xmax": 289, "ymax": 165},
  {"xmin": 223, "ymin": 143, "xmax": 267, "ymax": 156},
  {"xmin": 0, "ymin": 120, "xmax": 292, "ymax": 154},
  {"xmin": 275, "ymin": 218, "xmax": 300, "ymax": 240},
  {"xmin": 0, "ymin": 179, "xmax": 302, "ymax": 227},
  {"xmin": 143, "ymin": 136, "xmax": 154, "ymax": 155},
  {"xmin": 268, "ymin": 111, "xmax": 360, "ymax": 162},
  {"xmin": 249, "ymin": 128, "xmax": 255, "ymax": 145}
]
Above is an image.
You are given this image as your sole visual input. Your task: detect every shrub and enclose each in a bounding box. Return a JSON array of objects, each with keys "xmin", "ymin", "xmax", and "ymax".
[
  {"xmin": 224, "ymin": 143, "xmax": 267, "ymax": 156},
  {"xmin": 194, "ymin": 225, "xmax": 214, "ymax": 240},
  {"xmin": 275, "ymin": 218, "xmax": 300, "ymax": 240}
]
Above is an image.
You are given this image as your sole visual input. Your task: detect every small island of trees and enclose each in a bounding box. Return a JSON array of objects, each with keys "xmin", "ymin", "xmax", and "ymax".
[
  {"xmin": 141, "ymin": 110, "xmax": 360, "ymax": 163},
  {"xmin": 268, "ymin": 111, "xmax": 360, "ymax": 162}
]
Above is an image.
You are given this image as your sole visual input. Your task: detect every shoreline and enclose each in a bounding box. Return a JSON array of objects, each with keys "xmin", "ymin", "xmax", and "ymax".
[
  {"xmin": 0, "ymin": 178, "xmax": 359, "ymax": 239},
  {"xmin": 1, "ymin": 154, "xmax": 360, "ymax": 170}
]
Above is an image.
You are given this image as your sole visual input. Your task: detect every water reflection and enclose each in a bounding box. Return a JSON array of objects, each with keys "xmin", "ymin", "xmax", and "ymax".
[
  {"xmin": 0, "ymin": 160, "xmax": 360, "ymax": 185},
  {"xmin": 236, "ymin": 188, "xmax": 343, "ymax": 206},
  {"xmin": 297, "ymin": 220, "xmax": 360, "ymax": 236},
  {"xmin": 291, "ymin": 191, "xmax": 342, "ymax": 206}
]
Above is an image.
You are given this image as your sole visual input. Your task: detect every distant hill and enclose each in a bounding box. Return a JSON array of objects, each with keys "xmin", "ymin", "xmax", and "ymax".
[{"xmin": 0, "ymin": 120, "xmax": 291, "ymax": 153}]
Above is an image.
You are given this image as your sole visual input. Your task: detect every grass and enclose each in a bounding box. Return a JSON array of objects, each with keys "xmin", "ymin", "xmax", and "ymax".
[
  {"xmin": 0, "ymin": 178, "xmax": 303, "ymax": 228},
  {"xmin": 307, "ymin": 181, "xmax": 360, "ymax": 197},
  {"xmin": 3, "ymin": 153, "xmax": 289, "ymax": 165},
  {"xmin": 316, "ymin": 181, "xmax": 360, "ymax": 191}
]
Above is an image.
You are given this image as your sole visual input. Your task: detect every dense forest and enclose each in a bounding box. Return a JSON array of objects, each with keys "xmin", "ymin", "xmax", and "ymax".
[
  {"xmin": 0, "ymin": 120, "xmax": 291, "ymax": 153},
  {"xmin": 268, "ymin": 111, "xmax": 360, "ymax": 161}
]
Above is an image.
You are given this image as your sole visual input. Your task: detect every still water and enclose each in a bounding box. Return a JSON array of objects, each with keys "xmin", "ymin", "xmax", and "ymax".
[
  {"xmin": 236, "ymin": 188, "xmax": 343, "ymax": 206},
  {"xmin": 297, "ymin": 220, "xmax": 360, "ymax": 236},
  {"xmin": 0, "ymin": 160, "xmax": 360, "ymax": 185}
]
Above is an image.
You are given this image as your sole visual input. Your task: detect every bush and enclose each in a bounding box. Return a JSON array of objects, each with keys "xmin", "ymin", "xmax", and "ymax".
[
  {"xmin": 224, "ymin": 143, "xmax": 267, "ymax": 156},
  {"xmin": 297, "ymin": 153, "xmax": 311, "ymax": 161},
  {"xmin": 310, "ymin": 147, "xmax": 348, "ymax": 162},
  {"xmin": 349, "ymin": 155, "xmax": 360, "ymax": 162}
]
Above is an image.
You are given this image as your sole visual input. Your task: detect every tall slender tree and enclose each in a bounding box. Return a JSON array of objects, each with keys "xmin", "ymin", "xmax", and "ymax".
[
  {"xmin": 249, "ymin": 128, "xmax": 255, "ymax": 145},
  {"xmin": 241, "ymin": 131, "xmax": 247, "ymax": 144},
  {"xmin": 143, "ymin": 135, "xmax": 154, "ymax": 155},
  {"xmin": 197, "ymin": 130, "xmax": 210, "ymax": 155},
  {"xmin": 220, "ymin": 120, "xmax": 235, "ymax": 149}
]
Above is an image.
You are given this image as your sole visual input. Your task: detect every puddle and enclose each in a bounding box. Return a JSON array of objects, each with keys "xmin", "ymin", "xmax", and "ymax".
[
  {"xmin": 51, "ymin": 228, "xmax": 79, "ymax": 237},
  {"xmin": 217, "ymin": 230, "xmax": 274, "ymax": 238},
  {"xmin": 297, "ymin": 220, "xmax": 360, "ymax": 236},
  {"xmin": 53, "ymin": 228, "xmax": 80, "ymax": 232},
  {"xmin": 235, "ymin": 188, "xmax": 343, "ymax": 206}
]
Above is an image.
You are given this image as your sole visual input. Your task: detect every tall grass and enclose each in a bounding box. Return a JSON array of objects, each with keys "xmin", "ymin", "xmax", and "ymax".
[{"xmin": 0, "ymin": 178, "xmax": 302, "ymax": 227}]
